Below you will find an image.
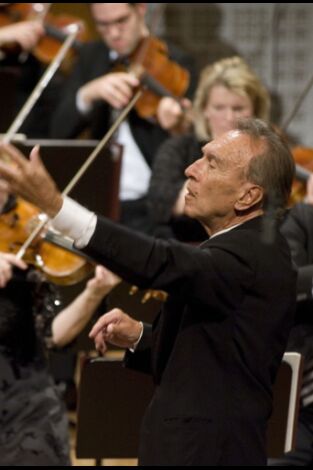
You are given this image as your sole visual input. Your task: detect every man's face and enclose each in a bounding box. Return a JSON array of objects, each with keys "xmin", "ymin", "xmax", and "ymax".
[
  {"xmin": 204, "ymin": 85, "xmax": 254, "ymax": 139},
  {"xmin": 91, "ymin": 3, "xmax": 146, "ymax": 56},
  {"xmin": 184, "ymin": 130, "xmax": 256, "ymax": 232}
]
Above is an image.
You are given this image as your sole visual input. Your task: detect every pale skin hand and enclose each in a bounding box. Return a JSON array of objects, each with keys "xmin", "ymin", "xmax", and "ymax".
[
  {"xmin": 0, "ymin": 252, "xmax": 27, "ymax": 288},
  {"xmin": 79, "ymin": 72, "xmax": 140, "ymax": 109},
  {"xmin": 0, "ymin": 144, "xmax": 63, "ymax": 218},
  {"xmin": 0, "ymin": 21, "xmax": 44, "ymax": 51},
  {"xmin": 85, "ymin": 265, "xmax": 121, "ymax": 300},
  {"xmin": 156, "ymin": 96, "xmax": 193, "ymax": 132},
  {"xmin": 52, "ymin": 265, "xmax": 121, "ymax": 348},
  {"xmin": 89, "ymin": 308, "xmax": 142, "ymax": 355}
]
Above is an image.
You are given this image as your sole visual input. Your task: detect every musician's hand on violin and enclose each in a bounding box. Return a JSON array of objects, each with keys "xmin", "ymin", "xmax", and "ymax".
[
  {"xmin": 0, "ymin": 252, "xmax": 27, "ymax": 288},
  {"xmin": 0, "ymin": 143, "xmax": 63, "ymax": 218},
  {"xmin": 86, "ymin": 265, "xmax": 121, "ymax": 301},
  {"xmin": 156, "ymin": 96, "xmax": 192, "ymax": 132},
  {"xmin": 79, "ymin": 72, "xmax": 139, "ymax": 110},
  {"xmin": 0, "ymin": 21, "xmax": 44, "ymax": 51},
  {"xmin": 89, "ymin": 308, "xmax": 142, "ymax": 355}
]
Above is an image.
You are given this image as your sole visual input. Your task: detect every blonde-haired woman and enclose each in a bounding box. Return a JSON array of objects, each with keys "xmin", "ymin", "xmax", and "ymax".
[{"xmin": 149, "ymin": 56, "xmax": 270, "ymax": 240}]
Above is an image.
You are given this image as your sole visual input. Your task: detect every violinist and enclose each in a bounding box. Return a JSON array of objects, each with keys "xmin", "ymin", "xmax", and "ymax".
[
  {"xmin": 0, "ymin": 188, "xmax": 120, "ymax": 465},
  {"xmin": 50, "ymin": 3, "xmax": 197, "ymax": 234},
  {"xmin": 0, "ymin": 7, "xmax": 64, "ymax": 138},
  {"xmin": 148, "ymin": 56, "xmax": 270, "ymax": 240}
]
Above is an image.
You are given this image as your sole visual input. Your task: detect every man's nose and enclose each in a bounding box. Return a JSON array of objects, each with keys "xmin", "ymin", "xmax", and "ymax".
[{"xmin": 185, "ymin": 157, "xmax": 203, "ymax": 179}]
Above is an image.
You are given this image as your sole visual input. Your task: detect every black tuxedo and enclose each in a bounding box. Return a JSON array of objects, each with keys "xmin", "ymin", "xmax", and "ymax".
[{"xmin": 84, "ymin": 216, "xmax": 296, "ymax": 466}]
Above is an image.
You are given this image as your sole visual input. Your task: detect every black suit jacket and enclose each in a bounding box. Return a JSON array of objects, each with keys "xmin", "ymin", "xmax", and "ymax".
[{"xmin": 84, "ymin": 215, "xmax": 296, "ymax": 466}]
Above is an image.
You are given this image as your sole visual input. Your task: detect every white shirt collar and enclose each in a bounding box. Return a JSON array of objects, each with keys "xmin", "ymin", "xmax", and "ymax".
[{"xmin": 209, "ymin": 223, "xmax": 242, "ymax": 240}]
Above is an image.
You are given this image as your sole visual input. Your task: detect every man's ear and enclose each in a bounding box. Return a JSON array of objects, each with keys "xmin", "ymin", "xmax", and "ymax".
[{"xmin": 235, "ymin": 184, "xmax": 264, "ymax": 211}]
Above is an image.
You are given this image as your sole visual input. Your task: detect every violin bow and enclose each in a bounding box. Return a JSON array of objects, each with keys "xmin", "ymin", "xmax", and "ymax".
[
  {"xmin": 16, "ymin": 88, "xmax": 143, "ymax": 260},
  {"xmin": 3, "ymin": 23, "xmax": 80, "ymax": 144}
]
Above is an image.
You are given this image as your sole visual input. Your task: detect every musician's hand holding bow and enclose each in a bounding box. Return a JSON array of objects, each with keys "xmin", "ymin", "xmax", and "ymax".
[
  {"xmin": 79, "ymin": 71, "xmax": 139, "ymax": 110},
  {"xmin": 0, "ymin": 143, "xmax": 62, "ymax": 217},
  {"xmin": 0, "ymin": 21, "xmax": 44, "ymax": 51}
]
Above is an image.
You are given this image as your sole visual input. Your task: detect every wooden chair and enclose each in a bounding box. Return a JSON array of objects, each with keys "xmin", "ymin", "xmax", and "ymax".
[{"xmin": 267, "ymin": 352, "xmax": 303, "ymax": 457}]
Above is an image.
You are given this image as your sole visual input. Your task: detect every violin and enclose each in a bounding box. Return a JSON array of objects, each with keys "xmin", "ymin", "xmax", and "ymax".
[
  {"xmin": 117, "ymin": 35, "xmax": 190, "ymax": 119},
  {"xmin": 0, "ymin": 3, "xmax": 86, "ymax": 65},
  {"xmin": 0, "ymin": 196, "xmax": 94, "ymax": 285}
]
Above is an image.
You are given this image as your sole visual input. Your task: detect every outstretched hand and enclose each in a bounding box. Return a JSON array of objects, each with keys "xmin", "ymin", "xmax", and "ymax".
[{"xmin": 0, "ymin": 144, "xmax": 63, "ymax": 217}]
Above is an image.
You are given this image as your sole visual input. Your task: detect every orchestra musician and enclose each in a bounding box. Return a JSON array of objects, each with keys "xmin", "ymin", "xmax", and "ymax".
[
  {"xmin": 0, "ymin": 188, "xmax": 120, "ymax": 465},
  {"xmin": 0, "ymin": 10, "xmax": 64, "ymax": 138},
  {"xmin": 50, "ymin": 3, "xmax": 197, "ymax": 234}
]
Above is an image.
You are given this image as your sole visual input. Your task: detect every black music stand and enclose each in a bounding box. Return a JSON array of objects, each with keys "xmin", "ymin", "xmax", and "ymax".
[
  {"xmin": 76, "ymin": 357, "xmax": 154, "ymax": 462},
  {"xmin": 0, "ymin": 67, "xmax": 21, "ymax": 133}
]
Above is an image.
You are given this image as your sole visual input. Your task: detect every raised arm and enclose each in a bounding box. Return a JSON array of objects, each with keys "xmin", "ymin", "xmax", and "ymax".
[{"xmin": 52, "ymin": 265, "xmax": 121, "ymax": 348}]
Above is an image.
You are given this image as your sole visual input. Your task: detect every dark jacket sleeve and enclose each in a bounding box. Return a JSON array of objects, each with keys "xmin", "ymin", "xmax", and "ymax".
[
  {"xmin": 50, "ymin": 42, "xmax": 111, "ymax": 139},
  {"xmin": 83, "ymin": 215, "xmax": 256, "ymax": 312}
]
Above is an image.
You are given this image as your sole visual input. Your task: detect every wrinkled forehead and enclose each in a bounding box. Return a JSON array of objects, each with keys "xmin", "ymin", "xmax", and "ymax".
[{"xmin": 203, "ymin": 130, "xmax": 266, "ymax": 166}]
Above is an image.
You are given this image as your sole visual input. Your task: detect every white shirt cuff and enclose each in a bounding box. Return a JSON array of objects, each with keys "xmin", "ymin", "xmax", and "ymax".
[
  {"xmin": 76, "ymin": 89, "xmax": 93, "ymax": 115},
  {"xmin": 52, "ymin": 196, "xmax": 97, "ymax": 248},
  {"xmin": 129, "ymin": 322, "xmax": 144, "ymax": 353}
]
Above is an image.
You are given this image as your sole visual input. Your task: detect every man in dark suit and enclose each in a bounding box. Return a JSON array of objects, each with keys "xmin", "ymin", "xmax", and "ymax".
[
  {"xmin": 0, "ymin": 118, "xmax": 297, "ymax": 466},
  {"xmin": 50, "ymin": 3, "xmax": 196, "ymax": 233}
]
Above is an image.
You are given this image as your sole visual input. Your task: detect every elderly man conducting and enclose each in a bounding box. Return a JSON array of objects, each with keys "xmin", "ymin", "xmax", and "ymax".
[{"xmin": 0, "ymin": 118, "xmax": 296, "ymax": 466}]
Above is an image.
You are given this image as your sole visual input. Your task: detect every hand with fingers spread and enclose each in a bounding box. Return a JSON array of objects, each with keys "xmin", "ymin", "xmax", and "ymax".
[
  {"xmin": 79, "ymin": 72, "xmax": 140, "ymax": 110},
  {"xmin": 0, "ymin": 252, "xmax": 27, "ymax": 288},
  {"xmin": 0, "ymin": 143, "xmax": 63, "ymax": 217},
  {"xmin": 89, "ymin": 308, "xmax": 143, "ymax": 355}
]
